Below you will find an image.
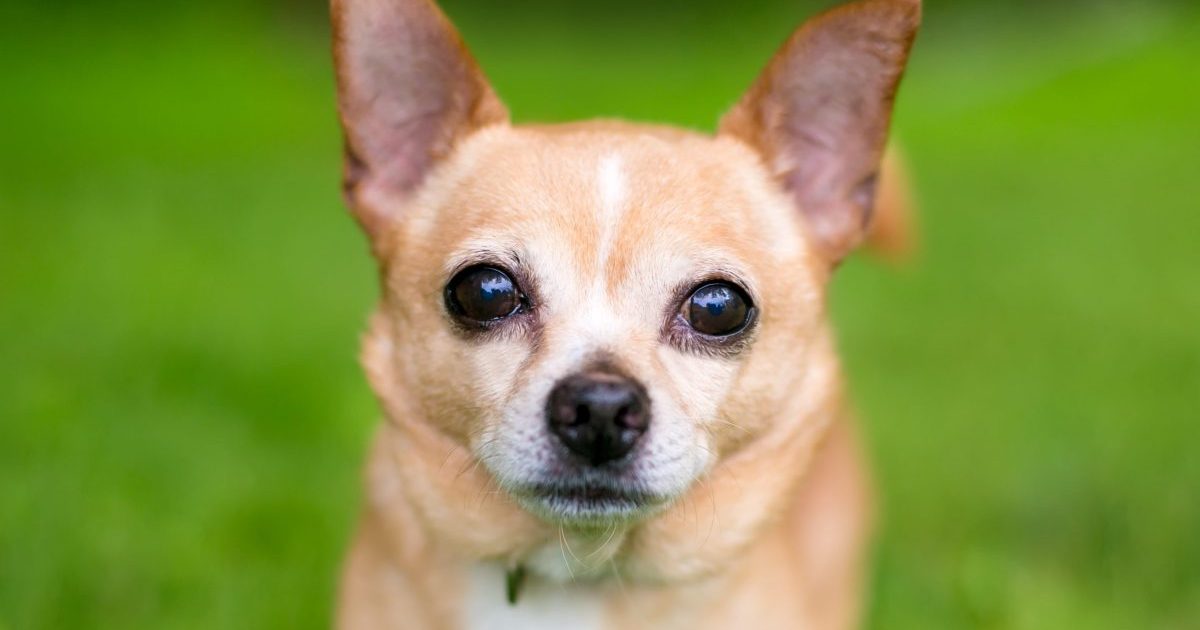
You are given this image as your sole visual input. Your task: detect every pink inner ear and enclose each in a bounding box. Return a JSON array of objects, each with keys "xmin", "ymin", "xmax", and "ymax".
[
  {"xmin": 850, "ymin": 172, "xmax": 881, "ymax": 227},
  {"xmin": 333, "ymin": 0, "xmax": 508, "ymax": 242},
  {"xmin": 719, "ymin": 0, "xmax": 920, "ymax": 263}
]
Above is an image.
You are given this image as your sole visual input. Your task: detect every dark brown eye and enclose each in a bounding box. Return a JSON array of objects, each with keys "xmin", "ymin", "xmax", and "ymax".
[
  {"xmin": 445, "ymin": 266, "xmax": 523, "ymax": 323},
  {"xmin": 682, "ymin": 282, "xmax": 752, "ymax": 336}
]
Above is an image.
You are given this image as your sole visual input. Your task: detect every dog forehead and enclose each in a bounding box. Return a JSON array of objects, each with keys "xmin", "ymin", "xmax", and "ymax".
[{"xmin": 408, "ymin": 122, "xmax": 811, "ymax": 291}]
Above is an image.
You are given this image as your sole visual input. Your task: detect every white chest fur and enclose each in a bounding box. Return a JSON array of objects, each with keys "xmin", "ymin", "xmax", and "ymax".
[{"xmin": 463, "ymin": 563, "xmax": 606, "ymax": 630}]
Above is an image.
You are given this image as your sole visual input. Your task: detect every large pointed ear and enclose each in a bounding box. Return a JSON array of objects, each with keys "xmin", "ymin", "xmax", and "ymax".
[
  {"xmin": 719, "ymin": 0, "xmax": 920, "ymax": 264},
  {"xmin": 332, "ymin": 0, "xmax": 508, "ymax": 248}
]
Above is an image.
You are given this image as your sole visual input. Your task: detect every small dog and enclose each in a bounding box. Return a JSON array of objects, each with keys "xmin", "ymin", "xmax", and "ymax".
[{"xmin": 331, "ymin": 0, "xmax": 919, "ymax": 627}]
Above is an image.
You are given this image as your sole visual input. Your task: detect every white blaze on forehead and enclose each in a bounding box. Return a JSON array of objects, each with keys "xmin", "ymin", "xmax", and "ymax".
[{"xmin": 594, "ymin": 153, "xmax": 627, "ymax": 275}]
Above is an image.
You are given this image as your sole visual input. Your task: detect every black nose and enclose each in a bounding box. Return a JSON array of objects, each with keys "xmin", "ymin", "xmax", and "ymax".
[{"xmin": 546, "ymin": 370, "xmax": 650, "ymax": 466}]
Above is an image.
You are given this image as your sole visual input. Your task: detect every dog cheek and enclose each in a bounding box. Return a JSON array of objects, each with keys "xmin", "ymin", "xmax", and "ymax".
[
  {"xmin": 653, "ymin": 348, "xmax": 740, "ymax": 423},
  {"xmin": 467, "ymin": 337, "xmax": 531, "ymax": 410},
  {"xmin": 472, "ymin": 356, "xmax": 563, "ymax": 486},
  {"xmin": 635, "ymin": 395, "xmax": 716, "ymax": 494}
]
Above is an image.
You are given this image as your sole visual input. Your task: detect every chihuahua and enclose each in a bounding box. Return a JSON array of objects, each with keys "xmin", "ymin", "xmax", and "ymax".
[{"xmin": 331, "ymin": 0, "xmax": 919, "ymax": 627}]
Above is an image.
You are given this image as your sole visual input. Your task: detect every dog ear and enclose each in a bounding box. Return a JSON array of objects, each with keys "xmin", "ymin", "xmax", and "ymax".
[
  {"xmin": 332, "ymin": 0, "xmax": 508, "ymax": 249},
  {"xmin": 720, "ymin": 0, "xmax": 920, "ymax": 264}
]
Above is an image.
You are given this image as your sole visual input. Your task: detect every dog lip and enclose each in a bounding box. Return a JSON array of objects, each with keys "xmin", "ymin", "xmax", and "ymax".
[
  {"xmin": 532, "ymin": 482, "xmax": 648, "ymax": 502},
  {"xmin": 513, "ymin": 481, "xmax": 669, "ymax": 522}
]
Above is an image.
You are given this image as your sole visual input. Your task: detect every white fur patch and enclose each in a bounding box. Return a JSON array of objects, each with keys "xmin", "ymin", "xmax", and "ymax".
[
  {"xmin": 463, "ymin": 563, "xmax": 605, "ymax": 630},
  {"xmin": 594, "ymin": 154, "xmax": 627, "ymax": 275}
]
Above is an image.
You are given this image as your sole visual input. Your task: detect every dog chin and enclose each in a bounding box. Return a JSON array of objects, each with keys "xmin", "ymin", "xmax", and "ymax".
[{"xmin": 509, "ymin": 480, "xmax": 674, "ymax": 525}]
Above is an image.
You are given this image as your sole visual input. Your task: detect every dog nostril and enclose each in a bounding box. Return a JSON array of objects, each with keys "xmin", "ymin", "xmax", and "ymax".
[
  {"xmin": 574, "ymin": 404, "xmax": 590, "ymax": 427},
  {"xmin": 613, "ymin": 404, "xmax": 641, "ymax": 430}
]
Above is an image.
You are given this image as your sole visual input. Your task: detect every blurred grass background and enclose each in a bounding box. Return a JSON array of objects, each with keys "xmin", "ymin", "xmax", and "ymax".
[{"xmin": 2, "ymin": 0, "xmax": 1198, "ymax": 627}]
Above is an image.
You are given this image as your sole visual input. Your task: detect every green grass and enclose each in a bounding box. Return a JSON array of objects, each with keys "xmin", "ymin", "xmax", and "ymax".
[{"xmin": 2, "ymin": 1, "xmax": 1198, "ymax": 628}]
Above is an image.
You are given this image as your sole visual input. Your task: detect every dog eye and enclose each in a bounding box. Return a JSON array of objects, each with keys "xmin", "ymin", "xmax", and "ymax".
[
  {"xmin": 445, "ymin": 266, "xmax": 523, "ymax": 323},
  {"xmin": 682, "ymin": 282, "xmax": 752, "ymax": 336}
]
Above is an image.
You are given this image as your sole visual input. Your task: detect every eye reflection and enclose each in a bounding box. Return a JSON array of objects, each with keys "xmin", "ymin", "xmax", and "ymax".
[
  {"xmin": 446, "ymin": 266, "xmax": 522, "ymax": 323},
  {"xmin": 683, "ymin": 282, "xmax": 752, "ymax": 336}
]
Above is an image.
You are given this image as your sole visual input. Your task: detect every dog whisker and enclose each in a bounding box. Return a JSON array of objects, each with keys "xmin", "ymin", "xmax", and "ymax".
[
  {"xmin": 712, "ymin": 417, "xmax": 750, "ymax": 434},
  {"xmin": 609, "ymin": 557, "xmax": 629, "ymax": 602},
  {"xmin": 704, "ymin": 478, "xmax": 719, "ymax": 550},
  {"xmin": 585, "ymin": 522, "xmax": 621, "ymax": 562},
  {"xmin": 558, "ymin": 527, "xmax": 577, "ymax": 582},
  {"xmin": 437, "ymin": 445, "xmax": 461, "ymax": 473}
]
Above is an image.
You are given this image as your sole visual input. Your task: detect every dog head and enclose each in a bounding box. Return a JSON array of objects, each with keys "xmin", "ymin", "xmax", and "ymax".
[{"xmin": 333, "ymin": 0, "xmax": 919, "ymax": 527}]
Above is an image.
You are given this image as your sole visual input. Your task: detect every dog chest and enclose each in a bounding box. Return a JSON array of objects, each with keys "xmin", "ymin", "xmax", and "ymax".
[{"xmin": 462, "ymin": 563, "xmax": 606, "ymax": 630}]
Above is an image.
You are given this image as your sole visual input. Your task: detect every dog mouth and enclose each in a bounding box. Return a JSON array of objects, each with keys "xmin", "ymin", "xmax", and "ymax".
[{"xmin": 513, "ymin": 481, "xmax": 669, "ymax": 523}]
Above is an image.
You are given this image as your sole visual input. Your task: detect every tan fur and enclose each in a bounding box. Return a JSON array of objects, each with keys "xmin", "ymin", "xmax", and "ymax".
[
  {"xmin": 337, "ymin": 123, "xmax": 875, "ymax": 629},
  {"xmin": 866, "ymin": 148, "xmax": 917, "ymax": 262},
  {"xmin": 331, "ymin": 1, "xmax": 919, "ymax": 628}
]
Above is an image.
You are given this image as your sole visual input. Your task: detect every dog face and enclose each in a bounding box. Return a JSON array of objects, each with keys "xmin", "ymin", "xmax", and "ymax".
[
  {"xmin": 377, "ymin": 126, "xmax": 825, "ymax": 524},
  {"xmin": 334, "ymin": 0, "xmax": 918, "ymax": 525}
]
